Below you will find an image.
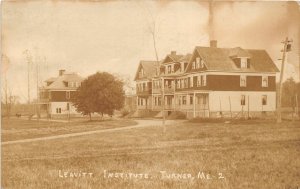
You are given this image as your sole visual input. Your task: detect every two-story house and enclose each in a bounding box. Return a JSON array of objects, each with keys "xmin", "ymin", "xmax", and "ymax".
[
  {"xmin": 39, "ymin": 70, "xmax": 84, "ymax": 117},
  {"xmin": 134, "ymin": 61, "xmax": 160, "ymax": 116},
  {"xmin": 134, "ymin": 40, "xmax": 279, "ymax": 118}
]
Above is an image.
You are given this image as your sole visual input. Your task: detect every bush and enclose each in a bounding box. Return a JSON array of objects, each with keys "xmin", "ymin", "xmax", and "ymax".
[{"xmin": 120, "ymin": 108, "xmax": 130, "ymax": 117}]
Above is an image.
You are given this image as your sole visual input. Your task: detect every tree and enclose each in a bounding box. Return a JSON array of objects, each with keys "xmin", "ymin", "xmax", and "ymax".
[
  {"xmin": 72, "ymin": 72, "xmax": 125, "ymax": 120},
  {"xmin": 281, "ymin": 77, "xmax": 297, "ymax": 107}
]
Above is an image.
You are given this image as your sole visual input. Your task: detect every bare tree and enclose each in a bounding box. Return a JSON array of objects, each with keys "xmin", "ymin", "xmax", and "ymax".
[{"xmin": 137, "ymin": 2, "xmax": 166, "ymax": 133}]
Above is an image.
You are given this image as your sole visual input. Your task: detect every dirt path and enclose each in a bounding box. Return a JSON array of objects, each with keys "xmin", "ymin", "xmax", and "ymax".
[{"xmin": 2, "ymin": 119, "xmax": 183, "ymax": 145}]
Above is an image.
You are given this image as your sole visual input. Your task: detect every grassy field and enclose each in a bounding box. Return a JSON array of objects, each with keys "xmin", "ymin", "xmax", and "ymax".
[
  {"xmin": 2, "ymin": 118, "xmax": 137, "ymax": 142},
  {"xmin": 2, "ymin": 118, "xmax": 300, "ymax": 189}
]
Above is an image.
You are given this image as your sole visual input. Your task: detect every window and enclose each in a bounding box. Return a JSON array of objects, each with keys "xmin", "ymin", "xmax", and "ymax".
[
  {"xmin": 158, "ymin": 97, "xmax": 161, "ymax": 106},
  {"xmin": 200, "ymin": 59, "xmax": 205, "ymax": 68},
  {"xmin": 262, "ymin": 76, "xmax": 268, "ymax": 87},
  {"xmin": 262, "ymin": 95, "xmax": 267, "ymax": 105},
  {"xmin": 182, "ymin": 96, "xmax": 187, "ymax": 105},
  {"xmin": 203, "ymin": 95, "xmax": 207, "ymax": 104},
  {"xmin": 66, "ymin": 91, "xmax": 70, "ymax": 99},
  {"xmin": 177, "ymin": 79, "xmax": 180, "ymax": 89},
  {"xmin": 190, "ymin": 76, "xmax": 193, "ymax": 87},
  {"xmin": 197, "ymin": 76, "xmax": 201, "ymax": 87},
  {"xmin": 184, "ymin": 78, "xmax": 188, "ymax": 88},
  {"xmin": 142, "ymin": 83, "xmax": 146, "ymax": 91},
  {"xmin": 165, "ymin": 81, "xmax": 168, "ymax": 88},
  {"xmin": 201, "ymin": 75, "xmax": 207, "ymax": 86},
  {"xmin": 49, "ymin": 91, "xmax": 52, "ymax": 100},
  {"xmin": 241, "ymin": 95, "xmax": 246, "ymax": 106},
  {"xmin": 241, "ymin": 58, "xmax": 248, "ymax": 68},
  {"xmin": 192, "ymin": 61, "xmax": 196, "ymax": 69},
  {"xmin": 196, "ymin": 57, "xmax": 200, "ymax": 69},
  {"xmin": 167, "ymin": 65, "xmax": 171, "ymax": 74},
  {"xmin": 240, "ymin": 75, "xmax": 247, "ymax": 87},
  {"xmin": 190, "ymin": 95, "xmax": 193, "ymax": 105},
  {"xmin": 56, "ymin": 108, "xmax": 61, "ymax": 114}
]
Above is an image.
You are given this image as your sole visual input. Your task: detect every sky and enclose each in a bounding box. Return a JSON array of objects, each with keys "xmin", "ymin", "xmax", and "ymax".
[{"xmin": 1, "ymin": 0, "xmax": 300, "ymax": 103}]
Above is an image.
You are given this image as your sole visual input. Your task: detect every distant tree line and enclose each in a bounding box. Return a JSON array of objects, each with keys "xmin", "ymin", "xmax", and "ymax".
[{"xmin": 281, "ymin": 77, "xmax": 300, "ymax": 108}]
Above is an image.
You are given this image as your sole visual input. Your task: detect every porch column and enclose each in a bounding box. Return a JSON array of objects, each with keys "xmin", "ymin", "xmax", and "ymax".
[{"xmin": 193, "ymin": 92, "xmax": 196, "ymax": 118}]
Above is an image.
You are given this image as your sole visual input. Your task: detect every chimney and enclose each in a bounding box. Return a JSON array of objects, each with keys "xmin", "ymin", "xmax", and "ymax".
[
  {"xmin": 210, "ymin": 40, "xmax": 217, "ymax": 48},
  {"xmin": 171, "ymin": 51, "xmax": 176, "ymax": 56},
  {"xmin": 59, "ymin": 69, "xmax": 65, "ymax": 76}
]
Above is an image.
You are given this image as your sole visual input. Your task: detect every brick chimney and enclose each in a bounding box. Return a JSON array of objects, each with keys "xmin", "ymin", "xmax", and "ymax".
[
  {"xmin": 171, "ymin": 51, "xmax": 176, "ymax": 56},
  {"xmin": 59, "ymin": 69, "xmax": 65, "ymax": 76},
  {"xmin": 210, "ymin": 40, "xmax": 217, "ymax": 48}
]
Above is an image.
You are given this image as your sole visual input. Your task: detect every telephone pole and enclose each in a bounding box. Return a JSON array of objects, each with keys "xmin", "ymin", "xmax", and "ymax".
[
  {"xmin": 277, "ymin": 37, "xmax": 292, "ymax": 123},
  {"xmin": 161, "ymin": 77, "xmax": 166, "ymax": 133}
]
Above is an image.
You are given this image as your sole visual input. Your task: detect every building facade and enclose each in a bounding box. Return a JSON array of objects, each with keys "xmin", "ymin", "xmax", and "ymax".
[
  {"xmin": 134, "ymin": 40, "xmax": 279, "ymax": 118},
  {"xmin": 39, "ymin": 70, "xmax": 84, "ymax": 117}
]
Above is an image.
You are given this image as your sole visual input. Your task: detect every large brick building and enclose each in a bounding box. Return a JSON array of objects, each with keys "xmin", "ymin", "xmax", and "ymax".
[
  {"xmin": 39, "ymin": 70, "xmax": 84, "ymax": 117},
  {"xmin": 134, "ymin": 40, "xmax": 279, "ymax": 118}
]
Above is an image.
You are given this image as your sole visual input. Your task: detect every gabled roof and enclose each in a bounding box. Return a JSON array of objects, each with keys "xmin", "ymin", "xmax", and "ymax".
[
  {"xmin": 43, "ymin": 72, "xmax": 84, "ymax": 90},
  {"xmin": 229, "ymin": 47, "xmax": 251, "ymax": 58},
  {"xmin": 168, "ymin": 54, "xmax": 184, "ymax": 62},
  {"xmin": 45, "ymin": 77, "xmax": 57, "ymax": 82},
  {"xmin": 179, "ymin": 54, "xmax": 192, "ymax": 62},
  {"xmin": 162, "ymin": 53, "xmax": 185, "ymax": 64},
  {"xmin": 134, "ymin": 60, "xmax": 160, "ymax": 81},
  {"xmin": 186, "ymin": 46, "xmax": 279, "ymax": 73}
]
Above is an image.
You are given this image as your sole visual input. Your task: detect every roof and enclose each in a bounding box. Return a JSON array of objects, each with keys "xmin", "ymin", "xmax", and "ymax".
[
  {"xmin": 43, "ymin": 72, "xmax": 84, "ymax": 90},
  {"xmin": 186, "ymin": 46, "xmax": 279, "ymax": 73},
  {"xmin": 168, "ymin": 54, "xmax": 184, "ymax": 62},
  {"xmin": 134, "ymin": 60, "xmax": 160, "ymax": 81},
  {"xmin": 229, "ymin": 47, "xmax": 251, "ymax": 58},
  {"xmin": 179, "ymin": 53, "xmax": 192, "ymax": 62},
  {"xmin": 162, "ymin": 53, "xmax": 191, "ymax": 64}
]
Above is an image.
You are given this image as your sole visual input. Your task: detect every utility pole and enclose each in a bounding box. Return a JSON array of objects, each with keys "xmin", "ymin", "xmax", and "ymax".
[
  {"xmin": 23, "ymin": 49, "xmax": 33, "ymax": 118},
  {"xmin": 277, "ymin": 37, "xmax": 292, "ymax": 123},
  {"xmin": 4, "ymin": 73, "xmax": 8, "ymax": 117},
  {"xmin": 36, "ymin": 55, "xmax": 40, "ymax": 120},
  {"xmin": 161, "ymin": 77, "xmax": 166, "ymax": 133}
]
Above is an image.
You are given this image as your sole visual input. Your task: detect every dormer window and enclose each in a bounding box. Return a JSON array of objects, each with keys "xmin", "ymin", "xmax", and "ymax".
[
  {"xmin": 200, "ymin": 59, "xmax": 204, "ymax": 68},
  {"xmin": 241, "ymin": 58, "xmax": 248, "ymax": 68},
  {"xmin": 196, "ymin": 57, "xmax": 200, "ymax": 69},
  {"xmin": 192, "ymin": 61, "xmax": 196, "ymax": 69},
  {"xmin": 167, "ymin": 65, "xmax": 171, "ymax": 74},
  {"xmin": 139, "ymin": 68, "xmax": 144, "ymax": 77}
]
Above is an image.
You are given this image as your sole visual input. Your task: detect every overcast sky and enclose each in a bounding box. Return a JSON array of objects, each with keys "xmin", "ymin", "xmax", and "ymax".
[{"xmin": 1, "ymin": 0, "xmax": 300, "ymax": 103}]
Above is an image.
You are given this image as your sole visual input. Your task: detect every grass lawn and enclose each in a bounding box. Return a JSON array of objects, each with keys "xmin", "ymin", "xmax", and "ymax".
[
  {"xmin": 1, "ymin": 118, "xmax": 137, "ymax": 142},
  {"xmin": 2, "ymin": 119, "xmax": 300, "ymax": 189}
]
